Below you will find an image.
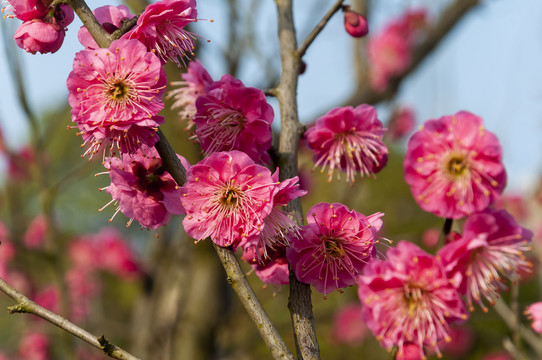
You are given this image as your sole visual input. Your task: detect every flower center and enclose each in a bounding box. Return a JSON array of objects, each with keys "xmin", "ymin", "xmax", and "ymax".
[
  {"xmin": 220, "ymin": 188, "xmax": 239, "ymax": 207},
  {"xmin": 324, "ymin": 237, "xmax": 345, "ymax": 258},
  {"xmin": 108, "ymin": 81, "xmax": 129, "ymax": 101},
  {"xmin": 447, "ymin": 156, "xmax": 468, "ymax": 175}
]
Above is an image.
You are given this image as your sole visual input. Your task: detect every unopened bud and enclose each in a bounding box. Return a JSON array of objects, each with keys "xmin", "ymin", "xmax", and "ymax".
[{"xmin": 344, "ymin": 10, "xmax": 368, "ymax": 38}]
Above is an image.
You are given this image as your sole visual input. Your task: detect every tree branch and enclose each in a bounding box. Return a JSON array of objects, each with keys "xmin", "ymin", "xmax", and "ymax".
[
  {"xmin": 344, "ymin": 0, "xmax": 481, "ymax": 106},
  {"xmin": 275, "ymin": 0, "xmax": 320, "ymax": 358},
  {"xmin": 65, "ymin": 0, "xmax": 113, "ymax": 48},
  {"xmin": 0, "ymin": 277, "xmax": 140, "ymax": 360},
  {"xmin": 297, "ymin": 0, "xmax": 345, "ymax": 58}
]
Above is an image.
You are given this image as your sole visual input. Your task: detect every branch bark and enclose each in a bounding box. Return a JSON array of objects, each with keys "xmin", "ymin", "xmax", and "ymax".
[
  {"xmin": 275, "ymin": 0, "xmax": 320, "ymax": 358},
  {"xmin": 344, "ymin": 0, "xmax": 481, "ymax": 106},
  {"xmin": 0, "ymin": 277, "xmax": 140, "ymax": 360}
]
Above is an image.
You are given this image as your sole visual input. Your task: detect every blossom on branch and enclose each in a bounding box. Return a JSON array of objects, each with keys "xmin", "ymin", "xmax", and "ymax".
[
  {"xmin": 404, "ymin": 111, "xmax": 506, "ymax": 219},
  {"xmin": 343, "ymin": 8, "xmax": 369, "ymax": 38},
  {"xmin": 167, "ymin": 59, "xmax": 213, "ymax": 129},
  {"xmin": 102, "ymin": 146, "xmax": 188, "ymax": 229},
  {"xmin": 67, "ymin": 39, "xmax": 167, "ymax": 158},
  {"xmin": 78, "ymin": 5, "xmax": 135, "ymax": 50},
  {"xmin": 181, "ymin": 151, "xmax": 303, "ymax": 249},
  {"xmin": 287, "ymin": 202, "xmax": 383, "ymax": 296},
  {"xmin": 358, "ymin": 241, "xmax": 468, "ymax": 358},
  {"xmin": 126, "ymin": 0, "xmax": 199, "ymax": 67},
  {"xmin": 193, "ymin": 74, "xmax": 274, "ymax": 164},
  {"xmin": 438, "ymin": 209, "xmax": 533, "ymax": 312},
  {"xmin": 6, "ymin": 2, "xmax": 74, "ymax": 54},
  {"xmin": 305, "ymin": 105, "xmax": 388, "ymax": 183}
]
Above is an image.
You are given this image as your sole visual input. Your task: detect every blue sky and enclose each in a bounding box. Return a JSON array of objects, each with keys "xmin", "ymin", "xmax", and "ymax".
[{"xmin": 0, "ymin": 0, "xmax": 541, "ymax": 193}]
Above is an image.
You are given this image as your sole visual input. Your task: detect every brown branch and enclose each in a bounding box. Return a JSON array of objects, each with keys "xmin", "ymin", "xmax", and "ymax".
[
  {"xmin": 65, "ymin": 0, "xmax": 113, "ymax": 48},
  {"xmin": 0, "ymin": 277, "xmax": 140, "ymax": 360},
  {"xmin": 275, "ymin": 0, "xmax": 320, "ymax": 359},
  {"xmin": 297, "ymin": 0, "xmax": 345, "ymax": 58},
  {"xmin": 344, "ymin": 0, "xmax": 481, "ymax": 106},
  {"xmin": 213, "ymin": 245, "xmax": 295, "ymax": 360}
]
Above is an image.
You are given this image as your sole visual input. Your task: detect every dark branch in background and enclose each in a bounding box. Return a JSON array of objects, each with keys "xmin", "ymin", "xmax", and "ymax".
[
  {"xmin": 275, "ymin": 0, "xmax": 321, "ymax": 358},
  {"xmin": 0, "ymin": 278, "xmax": 140, "ymax": 360},
  {"xmin": 344, "ymin": 0, "xmax": 481, "ymax": 106}
]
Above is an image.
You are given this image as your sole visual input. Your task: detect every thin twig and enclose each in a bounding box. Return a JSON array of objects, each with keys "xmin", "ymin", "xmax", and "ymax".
[
  {"xmin": 0, "ymin": 277, "xmax": 140, "ymax": 360},
  {"xmin": 275, "ymin": 0, "xmax": 320, "ymax": 358},
  {"xmin": 297, "ymin": 0, "xmax": 345, "ymax": 58}
]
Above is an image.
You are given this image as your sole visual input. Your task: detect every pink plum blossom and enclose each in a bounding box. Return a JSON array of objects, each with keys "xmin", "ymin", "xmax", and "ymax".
[
  {"xmin": 78, "ymin": 5, "xmax": 135, "ymax": 50},
  {"xmin": 102, "ymin": 146, "xmax": 188, "ymax": 229},
  {"xmin": 330, "ymin": 303, "xmax": 368, "ymax": 345},
  {"xmin": 367, "ymin": 9, "xmax": 427, "ymax": 91},
  {"xmin": 23, "ymin": 214, "xmax": 48, "ymax": 249},
  {"xmin": 525, "ymin": 302, "xmax": 542, "ymax": 334},
  {"xmin": 396, "ymin": 343, "xmax": 423, "ymax": 360},
  {"xmin": 305, "ymin": 105, "xmax": 388, "ymax": 183},
  {"xmin": 10, "ymin": 4, "xmax": 74, "ymax": 54},
  {"xmin": 343, "ymin": 8, "xmax": 368, "ymax": 38},
  {"xmin": 287, "ymin": 202, "xmax": 383, "ymax": 296},
  {"xmin": 404, "ymin": 111, "xmax": 506, "ymax": 219},
  {"xmin": 242, "ymin": 245, "xmax": 289, "ymax": 285},
  {"xmin": 167, "ymin": 59, "xmax": 213, "ymax": 129},
  {"xmin": 242, "ymin": 171, "xmax": 306, "ymax": 259},
  {"xmin": 438, "ymin": 209, "xmax": 532, "ymax": 312},
  {"xmin": 126, "ymin": 0, "xmax": 198, "ymax": 67},
  {"xmin": 18, "ymin": 332, "xmax": 50, "ymax": 360},
  {"xmin": 67, "ymin": 39, "xmax": 166, "ymax": 157},
  {"xmin": 94, "ymin": 227, "xmax": 141, "ymax": 279},
  {"xmin": 387, "ymin": 106, "xmax": 416, "ymax": 141},
  {"xmin": 2, "ymin": 0, "xmax": 49, "ymax": 21},
  {"xmin": 182, "ymin": 151, "xmax": 301, "ymax": 249},
  {"xmin": 34, "ymin": 285, "xmax": 59, "ymax": 314},
  {"xmin": 193, "ymin": 74, "xmax": 274, "ymax": 164},
  {"xmin": 358, "ymin": 241, "xmax": 468, "ymax": 358}
]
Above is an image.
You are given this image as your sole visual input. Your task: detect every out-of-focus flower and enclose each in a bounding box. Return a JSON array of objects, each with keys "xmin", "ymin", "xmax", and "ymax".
[
  {"xmin": 78, "ymin": 5, "xmax": 135, "ymax": 50},
  {"xmin": 437, "ymin": 325, "xmax": 474, "ymax": 358},
  {"xmin": 167, "ymin": 59, "xmax": 213, "ymax": 129},
  {"xmin": 525, "ymin": 302, "xmax": 542, "ymax": 333},
  {"xmin": 305, "ymin": 105, "xmax": 388, "ymax": 183},
  {"xmin": 287, "ymin": 202, "xmax": 382, "ymax": 296},
  {"xmin": 23, "ymin": 214, "xmax": 48, "ymax": 249},
  {"xmin": 67, "ymin": 39, "xmax": 166, "ymax": 157},
  {"xmin": 65, "ymin": 267, "xmax": 99, "ymax": 322},
  {"xmin": 126, "ymin": 0, "xmax": 198, "ymax": 67},
  {"xmin": 359, "ymin": 241, "xmax": 468, "ymax": 358},
  {"xmin": 387, "ymin": 106, "xmax": 416, "ymax": 141},
  {"xmin": 396, "ymin": 343, "xmax": 423, "ymax": 360},
  {"xmin": 495, "ymin": 193, "xmax": 529, "ymax": 222},
  {"xmin": 368, "ymin": 9, "xmax": 427, "ymax": 91},
  {"xmin": 193, "ymin": 74, "xmax": 274, "ymax": 164},
  {"xmin": 18, "ymin": 332, "xmax": 50, "ymax": 360},
  {"xmin": 102, "ymin": 146, "xmax": 188, "ymax": 229},
  {"xmin": 421, "ymin": 227, "xmax": 440, "ymax": 248},
  {"xmin": 404, "ymin": 111, "xmax": 506, "ymax": 219},
  {"xmin": 34, "ymin": 285, "xmax": 60, "ymax": 314},
  {"xmin": 330, "ymin": 303, "xmax": 368, "ymax": 345},
  {"xmin": 94, "ymin": 227, "xmax": 141, "ymax": 279},
  {"xmin": 343, "ymin": 8, "xmax": 368, "ymax": 38},
  {"xmin": 438, "ymin": 209, "xmax": 532, "ymax": 312}
]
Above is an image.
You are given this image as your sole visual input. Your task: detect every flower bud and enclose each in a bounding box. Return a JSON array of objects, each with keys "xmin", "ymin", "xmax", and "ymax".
[{"xmin": 344, "ymin": 10, "xmax": 368, "ymax": 38}]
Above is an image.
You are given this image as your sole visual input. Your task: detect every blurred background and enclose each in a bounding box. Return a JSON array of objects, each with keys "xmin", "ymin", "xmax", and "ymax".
[{"xmin": 0, "ymin": 0, "xmax": 541, "ymax": 359}]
